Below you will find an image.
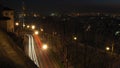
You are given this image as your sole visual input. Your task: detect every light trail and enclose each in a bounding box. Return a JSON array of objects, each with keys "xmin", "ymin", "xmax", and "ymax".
[
  {"xmin": 33, "ymin": 35, "xmax": 49, "ymax": 68},
  {"xmin": 33, "ymin": 35, "xmax": 60, "ymax": 68},
  {"xmin": 26, "ymin": 34, "xmax": 39, "ymax": 67},
  {"xmin": 33, "ymin": 35, "xmax": 42, "ymax": 48},
  {"xmin": 25, "ymin": 34, "xmax": 61, "ymax": 68},
  {"xmin": 31, "ymin": 35, "xmax": 39, "ymax": 67}
]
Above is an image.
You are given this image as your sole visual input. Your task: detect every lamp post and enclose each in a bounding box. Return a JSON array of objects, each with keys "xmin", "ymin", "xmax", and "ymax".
[
  {"xmin": 111, "ymin": 31, "xmax": 120, "ymax": 55},
  {"xmin": 73, "ymin": 36, "xmax": 77, "ymax": 68}
]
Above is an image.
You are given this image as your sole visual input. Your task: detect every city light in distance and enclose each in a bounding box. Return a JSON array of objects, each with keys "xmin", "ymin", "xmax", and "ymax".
[
  {"xmin": 34, "ymin": 13, "xmax": 37, "ymax": 17},
  {"xmin": 106, "ymin": 46, "xmax": 110, "ymax": 51},
  {"xmin": 15, "ymin": 22, "xmax": 19, "ymax": 26},
  {"xmin": 73, "ymin": 36, "xmax": 77, "ymax": 40}
]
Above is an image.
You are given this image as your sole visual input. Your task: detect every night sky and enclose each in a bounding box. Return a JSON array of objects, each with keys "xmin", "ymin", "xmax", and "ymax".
[{"xmin": 1, "ymin": 0, "xmax": 120, "ymax": 14}]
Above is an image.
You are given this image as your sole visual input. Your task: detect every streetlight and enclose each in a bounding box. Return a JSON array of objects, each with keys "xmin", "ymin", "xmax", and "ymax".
[
  {"xmin": 106, "ymin": 46, "xmax": 110, "ymax": 51},
  {"xmin": 40, "ymin": 28, "xmax": 44, "ymax": 32},
  {"xmin": 27, "ymin": 25, "xmax": 30, "ymax": 28},
  {"xmin": 73, "ymin": 36, "xmax": 77, "ymax": 68},
  {"xmin": 42, "ymin": 44, "xmax": 48, "ymax": 50},
  {"xmin": 111, "ymin": 31, "xmax": 120, "ymax": 54},
  {"xmin": 15, "ymin": 22, "xmax": 19, "ymax": 26},
  {"xmin": 73, "ymin": 36, "xmax": 77, "ymax": 40},
  {"xmin": 34, "ymin": 30, "xmax": 39, "ymax": 35},
  {"xmin": 23, "ymin": 23, "xmax": 25, "ymax": 27},
  {"xmin": 31, "ymin": 25, "xmax": 35, "ymax": 29}
]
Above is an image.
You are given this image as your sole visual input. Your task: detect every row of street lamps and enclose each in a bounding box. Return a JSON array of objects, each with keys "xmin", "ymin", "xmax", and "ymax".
[
  {"xmin": 15, "ymin": 22, "xmax": 44, "ymax": 35},
  {"xmin": 15, "ymin": 22, "xmax": 48, "ymax": 50},
  {"xmin": 105, "ymin": 31, "xmax": 120, "ymax": 54},
  {"xmin": 15, "ymin": 22, "xmax": 36, "ymax": 29}
]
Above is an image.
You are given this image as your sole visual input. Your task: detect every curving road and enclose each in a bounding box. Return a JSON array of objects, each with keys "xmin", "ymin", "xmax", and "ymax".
[{"xmin": 25, "ymin": 34, "xmax": 60, "ymax": 68}]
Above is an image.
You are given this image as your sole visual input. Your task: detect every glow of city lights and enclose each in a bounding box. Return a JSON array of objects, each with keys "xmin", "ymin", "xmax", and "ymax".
[
  {"xmin": 106, "ymin": 46, "xmax": 110, "ymax": 51},
  {"xmin": 34, "ymin": 30, "xmax": 39, "ymax": 35},
  {"xmin": 31, "ymin": 25, "xmax": 35, "ymax": 29},
  {"xmin": 15, "ymin": 22, "xmax": 19, "ymax": 26},
  {"xmin": 42, "ymin": 44, "xmax": 48, "ymax": 50}
]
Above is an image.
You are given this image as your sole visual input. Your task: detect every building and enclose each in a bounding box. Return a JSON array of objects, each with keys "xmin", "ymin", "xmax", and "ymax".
[{"xmin": 1, "ymin": 7, "xmax": 14, "ymax": 32}]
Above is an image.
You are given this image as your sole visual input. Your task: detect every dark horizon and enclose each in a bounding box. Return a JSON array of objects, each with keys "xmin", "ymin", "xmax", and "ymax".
[{"xmin": 1, "ymin": 0, "xmax": 120, "ymax": 14}]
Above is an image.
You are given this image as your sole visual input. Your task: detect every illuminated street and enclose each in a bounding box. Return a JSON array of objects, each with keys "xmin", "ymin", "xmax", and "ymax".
[{"xmin": 25, "ymin": 34, "xmax": 60, "ymax": 68}]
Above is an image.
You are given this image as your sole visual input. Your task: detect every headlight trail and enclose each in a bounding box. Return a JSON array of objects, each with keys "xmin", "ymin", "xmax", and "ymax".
[
  {"xmin": 33, "ymin": 35, "xmax": 49, "ymax": 68},
  {"xmin": 26, "ymin": 34, "xmax": 39, "ymax": 67},
  {"xmin": 31, "ymin": 35, "xmax": 39, "ymax": 67},
  {"xmin": 25, "ymin": 34, "xmax": 61, "ymax": 68}
]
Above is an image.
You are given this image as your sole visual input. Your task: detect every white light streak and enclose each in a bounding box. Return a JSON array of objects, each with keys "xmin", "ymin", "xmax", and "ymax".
[{"xmin": 26, "ymin": 35, "xmax": 39, "ymax": 67}]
